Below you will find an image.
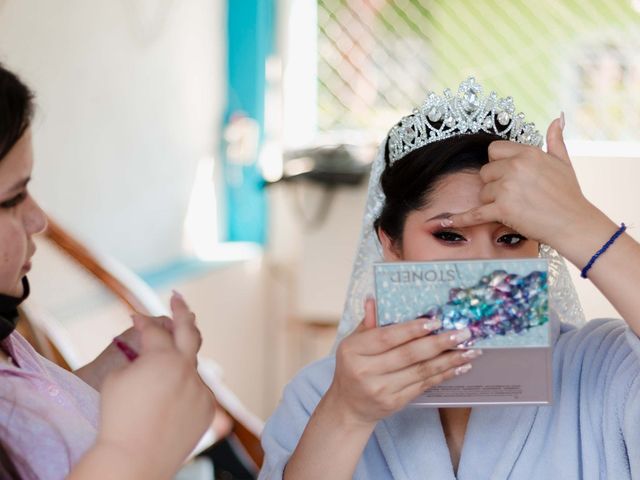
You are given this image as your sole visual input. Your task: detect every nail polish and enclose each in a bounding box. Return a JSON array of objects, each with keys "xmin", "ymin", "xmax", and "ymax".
[
  {"xmin": 423, "ymin": 318, "xmax": 441, "ymax": 332},
  {"xmin": 461, "ymin": 349, "xmax": 483, "ymax": 359},
  {"xmin": 454, "ymin": 364, "xmax": 472, "ymax": 376},
  {"xmin": 449, "ymin": 328, "xmax": 471, "ymax": 343},
  {"xmin": 559, "ymin": 111, "xmax": 565, "ymax": 131},
  {"xmin": 172, "ymin": 290, "xmax": 184, "ymax": 300}
]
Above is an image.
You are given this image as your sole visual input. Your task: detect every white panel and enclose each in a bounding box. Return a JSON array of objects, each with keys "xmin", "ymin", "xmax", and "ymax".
[{"xmin": 0, "ymin": 0, "xmax": 225, "ymax": 271}]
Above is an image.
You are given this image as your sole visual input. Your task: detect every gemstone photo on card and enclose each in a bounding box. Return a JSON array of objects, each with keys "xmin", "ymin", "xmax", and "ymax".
[{"xmin": 374, "ymin": 258, "xmax": 549, "ymax": 348}]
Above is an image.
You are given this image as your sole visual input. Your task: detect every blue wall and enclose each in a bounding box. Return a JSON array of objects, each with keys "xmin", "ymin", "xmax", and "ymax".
[{"xmin": 223, "ymin": 0, "xmax": 275, "ymax": 243}]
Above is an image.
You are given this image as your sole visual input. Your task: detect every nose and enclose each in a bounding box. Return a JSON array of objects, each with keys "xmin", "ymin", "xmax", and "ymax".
[
  {"xmin": 23, "ymin": 194, "xmax": 48, "ymax": 235},
  {"xmin": 467, "ymin": 236, "xmax": 496, "ymax": 260}
]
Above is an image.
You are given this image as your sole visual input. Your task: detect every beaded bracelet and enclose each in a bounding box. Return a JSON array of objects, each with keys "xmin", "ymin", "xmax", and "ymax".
[{"xmin": 580, "ymin": 223, "xmax": 626, "ymax": 279}]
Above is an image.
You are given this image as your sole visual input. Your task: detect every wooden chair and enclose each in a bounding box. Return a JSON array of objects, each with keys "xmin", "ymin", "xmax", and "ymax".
[{"xmin": 18, "ymin": 217, "xmax": 264, "ymax": 470}]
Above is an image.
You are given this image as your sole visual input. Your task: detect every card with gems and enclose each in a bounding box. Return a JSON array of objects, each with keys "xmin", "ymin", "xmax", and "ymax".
[{"xmin": 374, "ymin": 258, "xmax": 553, "ymax": 406}]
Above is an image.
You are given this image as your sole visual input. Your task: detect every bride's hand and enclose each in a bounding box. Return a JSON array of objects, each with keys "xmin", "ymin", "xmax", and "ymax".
[
  {"xmin": 325, "ymin": 298, "xmax": 480, "ymax": 426},
  {"xmin": 447, "ymin": 116, "xmax": 600, "ymax": 251}
]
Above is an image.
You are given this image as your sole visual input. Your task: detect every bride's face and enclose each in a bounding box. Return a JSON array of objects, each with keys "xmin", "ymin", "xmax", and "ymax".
[{"xmin": 380, "ymin": 171, "xmax": 538, "ymax": 262}]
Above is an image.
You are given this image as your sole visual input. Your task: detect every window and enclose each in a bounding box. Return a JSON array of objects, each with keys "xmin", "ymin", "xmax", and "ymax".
[{"xmin": 316, "ymin": 0, "xmax": 640, "ymax": 140}]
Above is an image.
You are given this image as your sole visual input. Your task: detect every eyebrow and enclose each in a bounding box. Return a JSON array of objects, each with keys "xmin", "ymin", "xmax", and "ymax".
[{"xmin": 426, "ymin": 212, "xmax": 452, "ymax": 222}]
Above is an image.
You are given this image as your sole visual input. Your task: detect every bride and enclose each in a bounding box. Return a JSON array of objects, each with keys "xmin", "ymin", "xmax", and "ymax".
[{"xmin": 259, "ymin": 78, "xmax": 640, "ymax": 479}]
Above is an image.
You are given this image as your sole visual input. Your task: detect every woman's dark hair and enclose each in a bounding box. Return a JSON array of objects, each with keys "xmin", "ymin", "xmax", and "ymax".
[
  {"xmin": 0, "ymin": 63, "xmax": 35, "ymax": 161},
  {"xmin": 374, "ymin": 132, "xmax": 502, "ymax": 246},
  {"xmin": 0, "ymin": 63, "xmax": 36, "ymax": 480}
]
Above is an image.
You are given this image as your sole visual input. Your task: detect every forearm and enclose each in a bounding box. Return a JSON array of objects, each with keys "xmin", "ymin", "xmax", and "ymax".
[
  {"xmin": 284, "ymin": 388, "xmax": 375, "ymax": 480},
  {"xmin": 74, "ymin": 342, "xmax": 128, "ymax": 391},
  {"xmin": 73, "ymin": 364, "xmax": 101, "ymax": 390},
  {"xmin": 67, "ymin": 442, "xmax": 169, "ymax": 480},
  {"xmin": 553, "ymin": 205, "xmax": 640, "ymax": 337}
]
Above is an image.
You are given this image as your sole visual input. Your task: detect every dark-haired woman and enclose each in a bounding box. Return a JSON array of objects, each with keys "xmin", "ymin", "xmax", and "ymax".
[
  {"xmin": 259, "ymin": 79, "xmax": 640, "ymax": 479},
  {"xmin": 0, "ymin": 63, "xmax": 214, "ymax": 479}
]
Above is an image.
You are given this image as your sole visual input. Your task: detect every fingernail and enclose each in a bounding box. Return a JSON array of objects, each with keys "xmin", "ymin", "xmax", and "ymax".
[
  {"xmin": 364, "ymin": 295, "xmax": 376, "ymax": 309},
  {"xmin": 440, "ymin": 217, "xmax": 453, "ymax": 227},
  {"xmin": 172, "ymin": 290, "xmax": 184, "ymax": 300},
  {"xmin": 449, "ymin": 328, "xmax": 471, "ymax": 343},
  {"xmin": 559, "ymin": 111, "xmax": 565, "ymax": 131},
  {"xmin": 461, "ymin": 349, "xmax": 483, "ymax": 359},
  {"xmin": 454, "ymin": 364, "xmax": 472, "ymax": 376},
  {"xmin": 423, "ymin": 318, "xmax": 441, "ymax": 332}
]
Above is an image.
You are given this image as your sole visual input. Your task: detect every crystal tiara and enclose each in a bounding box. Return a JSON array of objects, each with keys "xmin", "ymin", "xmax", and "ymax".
[{"xmin": 387, "ymin": 77, "xmax": 543, "ymax": 165}]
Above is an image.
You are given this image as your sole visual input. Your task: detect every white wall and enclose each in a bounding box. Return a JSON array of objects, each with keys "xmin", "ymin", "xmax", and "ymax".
[
  {"xmin": 0, "ymin": 0, "xmax": 225, "ymax": 271},
  {"xmin": 0, "ymin": 1, "xmax": 283, "ymax": 418},
  {"xmin": 567, "ymin": 147, "xmax": 640, "ymax": 320}
]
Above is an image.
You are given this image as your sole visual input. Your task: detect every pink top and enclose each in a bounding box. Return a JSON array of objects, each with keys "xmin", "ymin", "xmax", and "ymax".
[{"xmin": 0, "ymin": 331, "xmax": 99, "ymax": 479}]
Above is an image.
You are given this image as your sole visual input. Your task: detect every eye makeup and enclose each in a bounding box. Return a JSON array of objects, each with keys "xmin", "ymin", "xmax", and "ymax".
[
  {"xmin": 432, "ymin": 229, "xmax": 467, "ymax": 243},
  {"xmin": 428, "ymin": 224, "xmax": 529, "ymax": 249},
  {"xmin": 0, "ymin": 191, "xmax": 27, "ymax": 209}
]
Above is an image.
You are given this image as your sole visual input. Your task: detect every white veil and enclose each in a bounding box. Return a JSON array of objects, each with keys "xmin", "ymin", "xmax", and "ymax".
[{"xmin": 335, "ymin": 140, "xmax": 586, "ymax": 343}]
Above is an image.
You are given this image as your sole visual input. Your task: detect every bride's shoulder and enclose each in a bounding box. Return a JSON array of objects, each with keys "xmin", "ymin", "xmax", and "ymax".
[
  {"xmin": 283, "ymin": 354, "xmax": 336, "ymax": 400},
  {"xmin": 558, "ymin": 318, "xmax": 638, "ymax": 351},
  {"xmin": 556, "ymin": 318, "xmax": 640, "ymax": 384}
]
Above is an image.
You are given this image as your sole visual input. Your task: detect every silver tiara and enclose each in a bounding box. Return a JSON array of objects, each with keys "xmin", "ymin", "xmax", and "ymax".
[{"xmin": 387, "ymin": 77, "xmax": 543, "ymax": 164}]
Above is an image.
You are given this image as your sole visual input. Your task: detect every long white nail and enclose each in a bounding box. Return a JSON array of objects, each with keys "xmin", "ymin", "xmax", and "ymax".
[
  {"xmin": 455, "ymin": 364, "xmax": 472, "ymax": 376},
  {"xmin": 559, "ymin": 111, "xmax": 565, "ymax": 131},
  {"xmin": 172, "ymin": 290, "xmax": 184, "ymax": 300},
  {"xmin": 449, "ymin": 328, "xmax": 471, "ymax": 343},
  {"xmin": 461, "ymin": 349, "xmax": 483, "ymax": 359},
  {"xmin": 423, "ymin": 318, "xmax": 441, "ymax": 332}
]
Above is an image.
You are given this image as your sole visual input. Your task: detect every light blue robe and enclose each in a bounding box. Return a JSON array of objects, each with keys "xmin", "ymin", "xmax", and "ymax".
[{"xmin": 259, "ymin": 318, "xmax": 640, "ymax": 479}]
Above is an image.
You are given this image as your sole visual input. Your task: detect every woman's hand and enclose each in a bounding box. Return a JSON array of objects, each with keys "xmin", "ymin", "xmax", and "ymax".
[
  {"xmin": 74, "ymin": 293, "xmax": 201, "ymax": 391},
  {"xmin": 284, "ymin": 298, "xmax": 480, "ymax": 480},
  {"xmin": 447, "ymin": 116, "xmax": 601, "ymax": 251},
  {"xmin": 447, "ymin": 115, "xmax": 640, "ymax": 338},
  {"xmin": 68, "ymin": 293, "xmax": 215, "ymax": 480},
  {"xmin": 326, "ymin": 298, "xmax": 479, "ymax": 426}
]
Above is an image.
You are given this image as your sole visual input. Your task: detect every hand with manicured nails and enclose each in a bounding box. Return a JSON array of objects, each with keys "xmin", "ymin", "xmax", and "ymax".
[
  {"xmin": 68, "ymin": 292, "xmax": 215, "ymax": 480},
  {"xmin": 447, "ymin": 116, "xmax": 599, "ymax": 251},
  {"xmin": 326, "ymin": 298, "xmax": 480, "ymax": 426},
  {"xmin": 284, "ymin": 298, "xmax": 481, "ymax": 480}
]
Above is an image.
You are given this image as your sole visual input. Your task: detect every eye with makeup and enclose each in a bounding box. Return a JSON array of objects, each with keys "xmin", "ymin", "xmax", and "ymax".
[
  {"xmin": 497, "ymin": 232, "xmax": 527, "ymax": 247},
  {"xmin": 0, "ymin": 191, "xmax": 27, "ymax": 209},
  {"xmin": 432, "ymin": 229, "xmax": 467, "ymax": 243},
  {"xmin": 433, "ymin": 229, "xmax": 528, "ymax": 247}
]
